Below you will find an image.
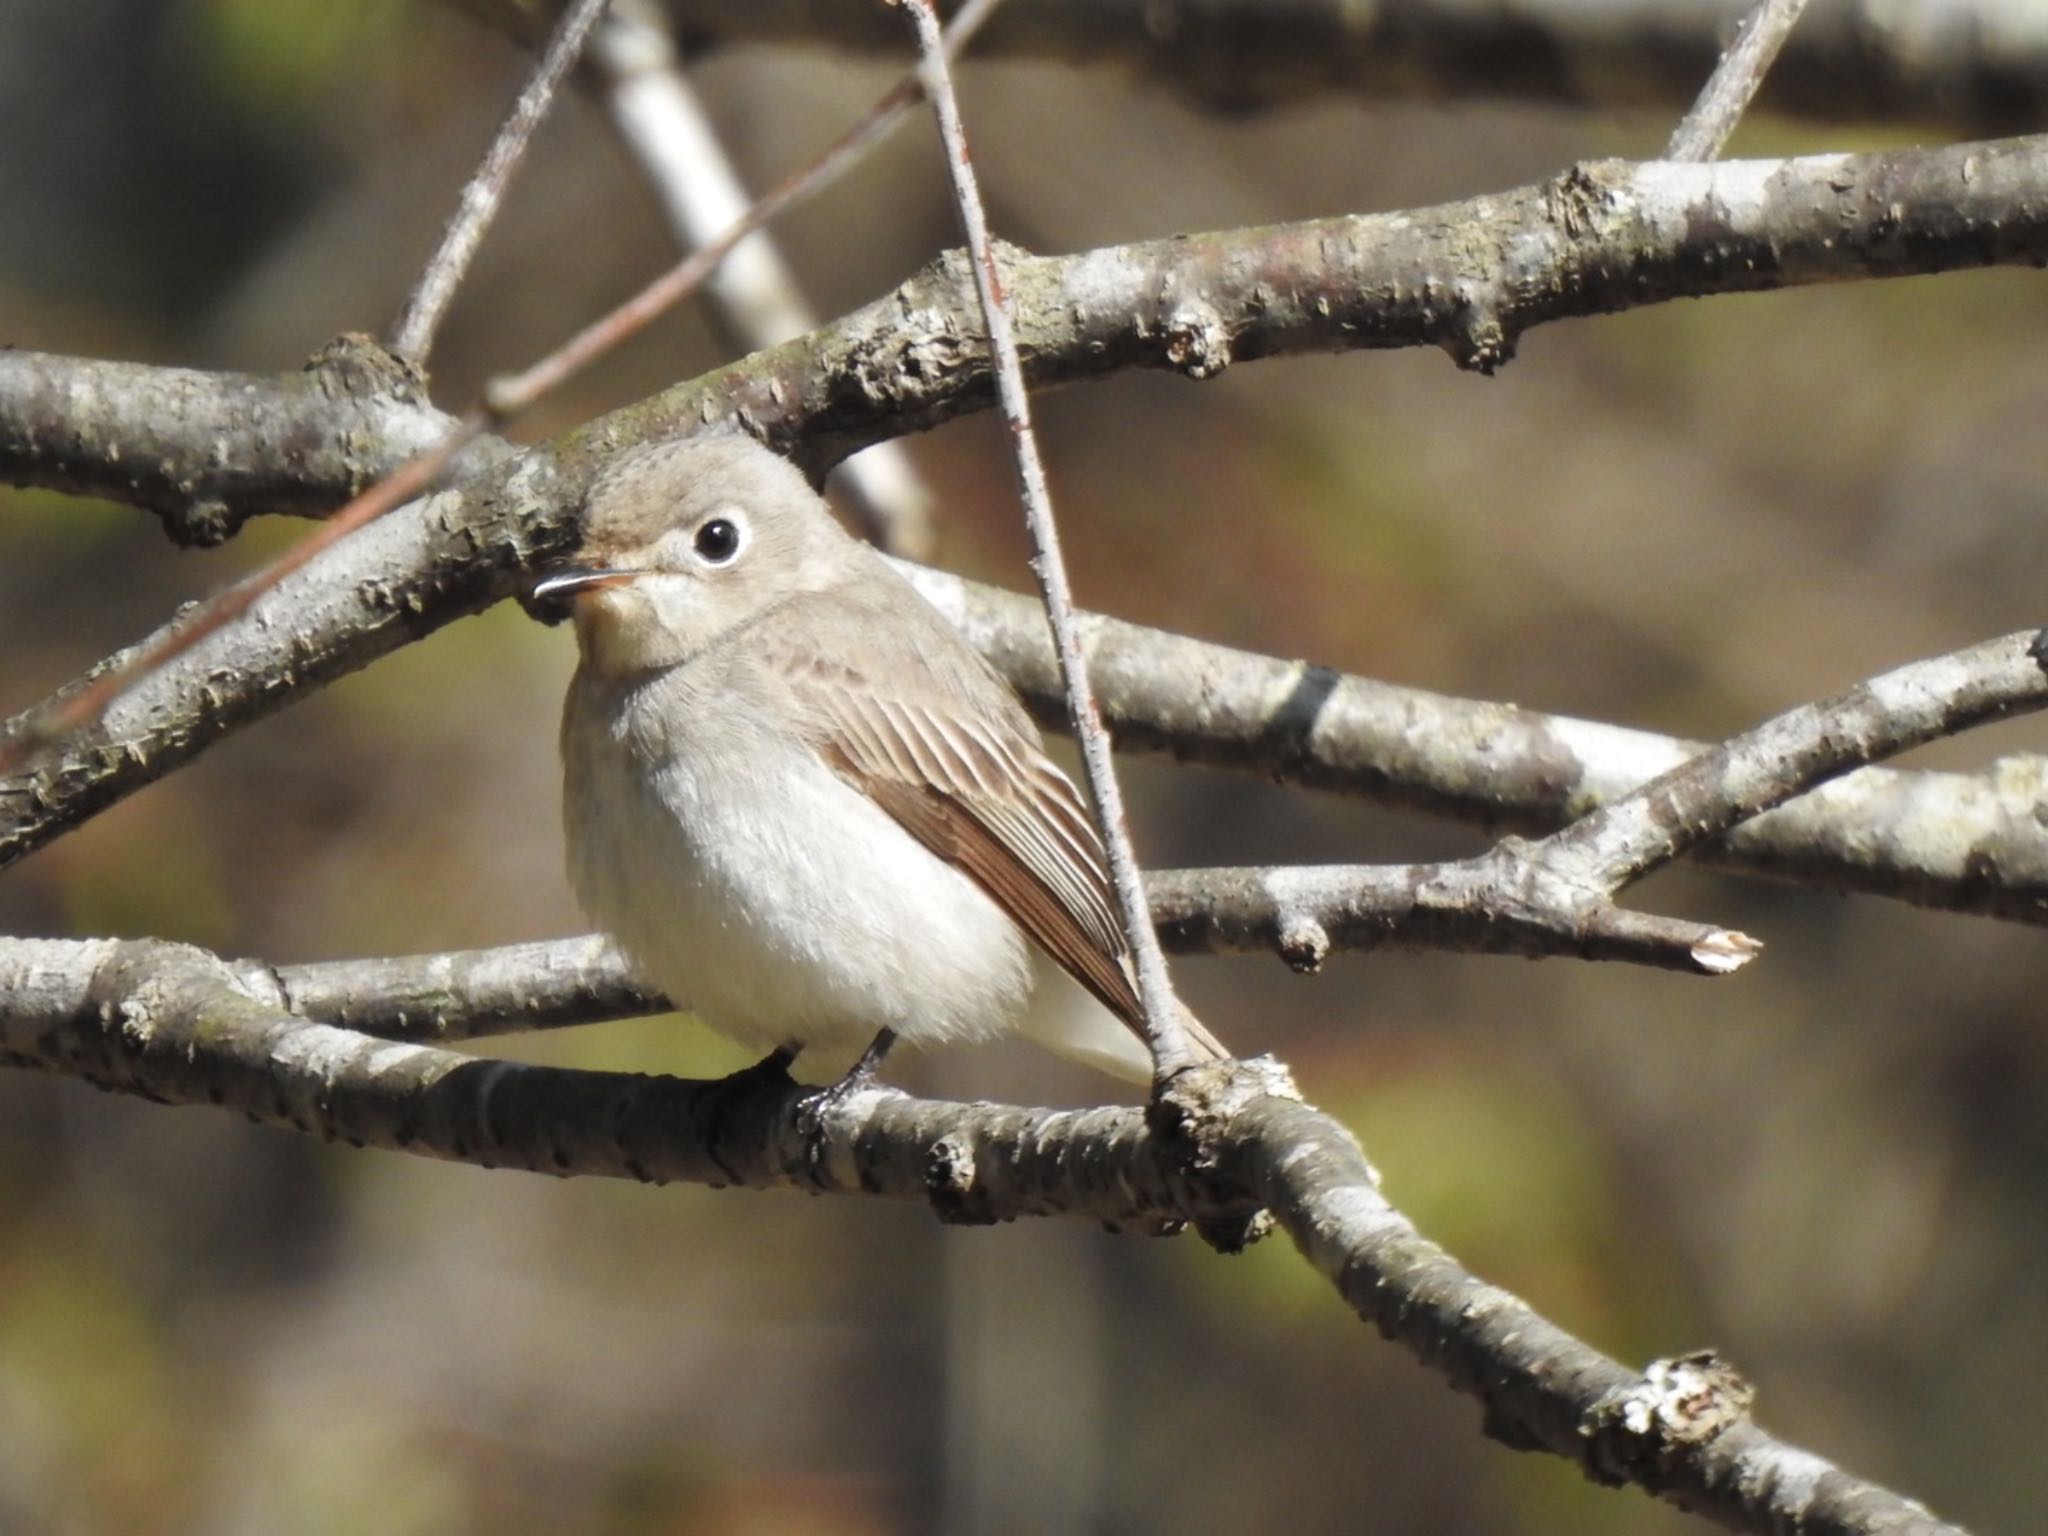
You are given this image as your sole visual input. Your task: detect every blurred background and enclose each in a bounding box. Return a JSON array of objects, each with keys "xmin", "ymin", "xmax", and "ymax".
[{"xmin": 4, "ymin": 1, "xmax": 2046, "ymax": 1532}]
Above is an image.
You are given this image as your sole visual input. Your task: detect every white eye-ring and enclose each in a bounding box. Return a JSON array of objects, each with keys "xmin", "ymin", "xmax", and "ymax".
[{"xmin": 691, "ymin": 511, "xmax": 745, "ymax": 565}]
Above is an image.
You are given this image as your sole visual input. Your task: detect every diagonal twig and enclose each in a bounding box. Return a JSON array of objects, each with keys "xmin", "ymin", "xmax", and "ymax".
[
  {"xmin": 479, "ymin": 0, "xmax": 1002, "ymax": 417},
  {"xmin": 899, "ymin": 0, "xmax": 1196, "ymax": 1078},
  {"xmin": 1542, "ymin": 631, "xmax": 2048, "ymax": 892},
  {"xmin": 1667, "ymin": 0, "xmax": 1812, "ymax": 161},
  {"xmin": 390, "ymin": 0, "xmax": 616, "ymax": 363}
]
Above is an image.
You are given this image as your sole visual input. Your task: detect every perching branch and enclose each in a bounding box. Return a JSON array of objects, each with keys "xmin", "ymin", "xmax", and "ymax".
[
  {"xmin": 0, "ymin": 935, "xmax": 1193, "ymax": 1227},
  {"xmin": 902, "ymin": 566, "xmax": 2048, "ymax": 925},
  {"xmin": 0, "ymin": 933, "xmax": 1967, "ymax": 1534}
]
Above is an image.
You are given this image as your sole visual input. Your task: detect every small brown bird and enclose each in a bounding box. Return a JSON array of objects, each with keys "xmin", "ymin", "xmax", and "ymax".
[{"xmin": 534, "ymin": 435, "xmax": 1226, "ymax": 1086}]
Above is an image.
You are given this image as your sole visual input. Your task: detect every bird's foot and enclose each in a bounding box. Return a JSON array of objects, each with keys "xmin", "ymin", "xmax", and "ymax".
[{"xmin": 796, "ymin": 1028, "xmax": 898, "ymax": 1166}]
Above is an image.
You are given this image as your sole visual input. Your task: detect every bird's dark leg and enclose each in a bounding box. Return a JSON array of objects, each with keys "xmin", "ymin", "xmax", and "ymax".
[
  {"xmin": 796, "ymin": 1028, "xmax": 899, "ymax": 1159},
  {"xmin": 842, "ymin": 1027, "xmax": 897, "ymax": 1086},
  {"xmin": 812, "ymin": 1027, "xmax": 898, "ymax": 1108}
]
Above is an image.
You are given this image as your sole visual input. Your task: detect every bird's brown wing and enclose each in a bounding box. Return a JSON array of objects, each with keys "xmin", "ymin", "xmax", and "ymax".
[
  {"xmin": 750, "ymin": 588, "xmax": 1193, "ymax": 1044},
  {"xmin": 818, "ymin": 679, "xmax": 1146, "ymax": 1029}
]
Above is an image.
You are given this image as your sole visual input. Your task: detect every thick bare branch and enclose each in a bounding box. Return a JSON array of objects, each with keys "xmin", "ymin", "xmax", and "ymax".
[
  {"xmin": 1217, "ymin": 1085, "xmax": 1967, "ymax": 1535},
  {"xmin": 0, "ymin": 339, "xmax": 461, "ymax": 544},
  {"xmin": 906, "ymin": 567, "xmax": 2048, "ymax": 924},
  {"xmin": 7, "ymin": 471, "xmax": 2048, "ymax": 936},
  {"xmin": 463, "ymin": 0, "xmax": 2048, "ymax": 136},
  {"xmin": 15, "ymin": 138, "xmax": 2048, "ymax": 520},
  {"xmin": 628, "ymin": 134, "xmax": 2048, "ymax": 463},
  {"xmin": 0, "ymin": 936, "xmax": 1192, "ymax": 1228},
  {"xmin": 0, "ymin": 446, "xmax": 585, "ymax": 869}
]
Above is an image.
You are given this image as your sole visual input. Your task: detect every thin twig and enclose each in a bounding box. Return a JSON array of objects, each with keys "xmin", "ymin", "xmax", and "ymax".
[
  {"xmin": 1667, "ymin": 0, "xmax": 1812, "ymax": 161},
  {"xmin": 1542, "ymin": 630, "xmax": 2048, "ymax": 892},
  {"xmin": 241, "ymin": 862, "xmax": 1745, "ymax": 1043},
  {"xmin": 389, "ymin": 0, "xmax": 615, "ymax": 363},
  {"xmin": 481, "ymin": 0, "xmax": 1003, "ymax": 417},
  {"xmin": 899, "ymin": 0, "xmax": 1196, "ymax": 1079},
  {"xmin": 591, "ymin": 0, "xmax": 937, "ymax": 555}
]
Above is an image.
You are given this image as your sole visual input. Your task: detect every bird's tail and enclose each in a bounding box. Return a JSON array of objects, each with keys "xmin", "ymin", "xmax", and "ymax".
[{"xmin": 1021, "ymin": 974, "xmax": 1232, "ymax": 1085}]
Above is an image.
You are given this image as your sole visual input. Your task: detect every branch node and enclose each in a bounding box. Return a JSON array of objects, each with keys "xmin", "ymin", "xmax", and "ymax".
[
  {"xmin": 1275, "ymin": 913, "xmax": 1331, "ymax": 973},
  {"xmin": 1582, "ymin": 1350, "xmax": 1758, "ymax": 1480},
  {"xmin": 1148, "ymin": 1055, "xmax": 1301, "ymax": 1248},
  {"xmin": 2028, "ymin": 626, "xmax": 2048, "ymax": 677},
  {"xmin": 1446, "ymin": 293, "xmax": 1513, "ymax": 375},
  {"xmin": 1690, "ymin": 928, "xmax": 1764, "ymax": 974},
  {"xmin": 1164, "ymin": 301, "xmax": 1234, "ymax": 379},
  {"xmin": 304, "ymin": 332, "xmax": 428, "ymax": 409},
  {"xmin": 924, "ymin": 1129, "xmax": 1001, "ymax": 1225},
  {"xmin": 160, "ymin": 498, "xmax": 241, "ymax": 550}
]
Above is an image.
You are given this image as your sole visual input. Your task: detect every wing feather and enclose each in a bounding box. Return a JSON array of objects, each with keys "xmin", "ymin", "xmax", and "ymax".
[{"xmin": 752, "ymin": 588, "xmax": 1225, "ymax": 1060}]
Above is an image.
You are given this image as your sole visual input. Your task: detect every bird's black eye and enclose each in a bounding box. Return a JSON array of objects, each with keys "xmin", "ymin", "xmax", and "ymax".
[{"xmin": 694, "ymin": 517, "xmax": 741, "ymax": 564}]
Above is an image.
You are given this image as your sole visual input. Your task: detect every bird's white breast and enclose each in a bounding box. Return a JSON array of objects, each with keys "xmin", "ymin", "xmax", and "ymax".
[{"xmin": 561, "ymin": 668, "xmax": 1032, "ymax": 1063}]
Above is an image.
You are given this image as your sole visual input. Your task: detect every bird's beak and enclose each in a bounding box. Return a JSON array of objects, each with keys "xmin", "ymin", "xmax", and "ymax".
[
  {"xmin": 531, "ymin": 565, "xmax": 638, "ymax": 601},
  {"xmin": 525, "ymin": 563, "xmax": 639, "ymax": 625}
]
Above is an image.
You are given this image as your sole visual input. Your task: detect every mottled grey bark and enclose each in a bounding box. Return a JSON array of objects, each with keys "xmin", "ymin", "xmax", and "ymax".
[{"xmin": 0, "ymin": 338, "xmax": 467, "ymax": 544}]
